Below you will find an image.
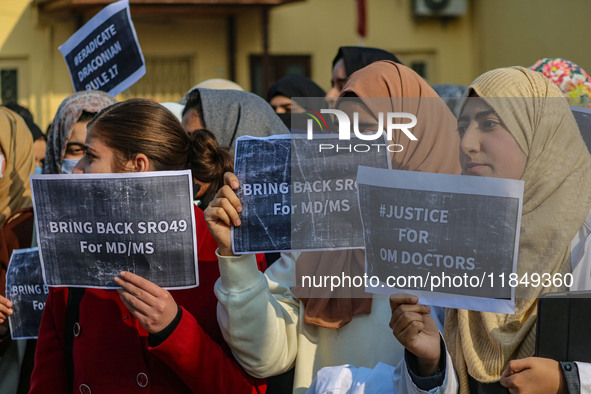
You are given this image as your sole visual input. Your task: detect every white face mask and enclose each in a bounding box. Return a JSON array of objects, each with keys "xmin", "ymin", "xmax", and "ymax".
[
  {"xmin": 0, "ymin": 155, "xmax": 5, "ymax": 178},
  {"xmin": 61, "ymin": 159, "xmax": 80, "ymax": 175},
  {"xmin": 34, "ymin": 166, "xmax": 43, "ymax": 175}
]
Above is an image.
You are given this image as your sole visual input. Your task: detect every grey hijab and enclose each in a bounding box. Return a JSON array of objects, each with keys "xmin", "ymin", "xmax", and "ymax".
[{"xmin": 180, "ymin": 88, "xmax": 288, "ymax": 149}]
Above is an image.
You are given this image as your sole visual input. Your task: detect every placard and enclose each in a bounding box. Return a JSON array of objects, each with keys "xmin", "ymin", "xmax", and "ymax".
[
  {"xmin": 6, "ymin": 248, "xmax": 47, "ymax": 340},
  {"xmin": 232, "ymin": 134, "xmax": 391, "ymax": 253},
  {"xmin": 31, "ymin": 171, "xmax": 198, "ymax": 289},
  {"xmin": 572, "ymin": 105, "xmax": 591, "ymax": 153},
  {"xmin": 59, "ymin": 0, "xmax": 145, "ymax": 96},
  {"xmin": 357, "ymin": 166, "xmax": 524, "ymax": 313}
]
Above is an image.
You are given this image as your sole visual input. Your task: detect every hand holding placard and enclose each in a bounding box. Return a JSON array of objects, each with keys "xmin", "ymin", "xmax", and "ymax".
[
  {"xmin": 0, "ymin": 296, "xmax": 13, "ymax": 337},
  {"xmin": 114, "ymin": 271, "xmax": 178, "ymax": 334},
  {"xmin": 500, "ymin": 357, "xmax": 567, "ymax": 394},
  {"xmin": 204, "ymin": 172, "xmax": 242, "ymax": 257},
  {"xmin": 389, "ymin": 293, "xmax": 440, "ymax": 376}
]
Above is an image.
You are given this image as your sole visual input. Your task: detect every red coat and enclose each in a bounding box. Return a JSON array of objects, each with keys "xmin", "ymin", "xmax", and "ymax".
[{"xmin": 30, "ymin": 207, "xmax": 267, "ymax": 394}]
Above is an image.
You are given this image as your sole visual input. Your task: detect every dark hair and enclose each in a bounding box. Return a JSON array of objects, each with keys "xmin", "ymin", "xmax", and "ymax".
[
  {"xmin": 3, "ymin": 102, "xmax": 45, "ymax": 141},
  {"xmin": 182, "ymin": 89, "xmax": 203, "ymax": 119},
  {"xmin": 77, "ymin": 110, "xmax": 97, "ymax": 123},
  {"xmin": 3, "ymin": 102, "xmax": 33, "ymax": 122},
  {"xmin": 88, "ymin": 98, "xmax": 232, "ymax": 206},
  {"xmin": 187, "ymin": 129, "xmax": 233, "ymax": 207},
  {"xmin": 332, "ymin": 46, "xmax": 402, "ymax": 77}
]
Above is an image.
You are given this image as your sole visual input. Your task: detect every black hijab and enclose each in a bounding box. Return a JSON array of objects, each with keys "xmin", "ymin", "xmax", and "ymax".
[
  {"xmin": 267, "ymin": 75, "xmax": 328, "ymax": 131},
  {"xmin": 332, "ymin": 46, "xmax": 402, "ymax": 77},
  {"xmin": 266, "ymin": 75, "xmax": 326, "ymax": 102}
]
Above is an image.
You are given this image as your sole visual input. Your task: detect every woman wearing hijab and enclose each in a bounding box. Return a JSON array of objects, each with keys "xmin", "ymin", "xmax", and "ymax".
[
  {"xmin": 326, "ymin": 46, "xmax": 402, "ymax": 108},
  {"xmin": 0, "ymin": 106, "xmax": 35, "ymax": 393},
  {"xmin": 44, "ymin": 90, "xmax": 117, "ymax": 175},
  {"xmin": 529, "ymin": 58, "xmax": 591, "ymax": 109},
  {"xmin": 2, "ymin": 103, "xmax": 46, "ymax": 173},
  {"xmin": 180, "ymin": 88, "xmax": 288, "ymax": 150},
  {"xmin": 204, "ymin": 60, "xmax": 460, "ymax": 393},
  {"xmin": 266, "ymin": 75, "xmax": 327, "ymax": 131},
  {"xmin": 389, "ymin": 66, "xmax": 591, "ymax": 394},
  {"xmin": 267, "ymin": 75, "xmax": 326, "ymax": 113},
  {"xmin": 30, "ymin": 99, "xmax": 267, "ymax": 393}
]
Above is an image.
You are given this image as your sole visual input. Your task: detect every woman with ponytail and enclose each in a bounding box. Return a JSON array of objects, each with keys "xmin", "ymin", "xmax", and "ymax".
[
  {"xmin": 186, "ymin": 128, "xmax": 233, "ymax": 209},
  {"xmin": 30, "ymin": 99, "xmax": 267, "ymax": 394}
]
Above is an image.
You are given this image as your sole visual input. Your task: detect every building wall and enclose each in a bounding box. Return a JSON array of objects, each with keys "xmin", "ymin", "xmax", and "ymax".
[
  {"xmin": 0, "ymin": 2, "xmax": 233, "ymax": 127},
  {"xmin": 122, "ymin": 16, "xmax": 229, "ymax": 102},
  {"xmin": 0, "ymin": 0, "xmax": 70, "ymax": 129},
  {"xmin": 235, "ymin": 7, "xmax": 262, "ymax": 91},
  {"xmin": 269, "ymin": 0, "xmax": 476, "ymax": 90},
  {"xmin": 472, "ymin": 0, "xmax": 591, "ymax": 76},
  {"xmin": 2, "ymin": 0, "xmax": 591, "ymax": 128}
]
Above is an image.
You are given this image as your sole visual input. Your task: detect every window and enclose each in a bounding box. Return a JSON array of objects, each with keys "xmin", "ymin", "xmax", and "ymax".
[
  {"xmin": 0, "ymin": 59, "xmax": 28, "ymax": 105},
  {"xmin": 249, "ymin": 55, "xmax": 311, "ymax": 97},
  {"xmin": 118, "ymin": 56, "xmax": 193, "ymax": 103},
  {"xmin": 1, "ymin": 69, "xmax": 18, "ymax": 103},
  {"xmin": 395, "ymin": 51, "xmax": 436, "ymax": 83}
]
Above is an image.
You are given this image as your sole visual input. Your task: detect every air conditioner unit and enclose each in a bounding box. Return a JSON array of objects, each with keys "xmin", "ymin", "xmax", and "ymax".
[{"xmin": 414, "ymin": 0, "xmax": 467, "ymax": 17}]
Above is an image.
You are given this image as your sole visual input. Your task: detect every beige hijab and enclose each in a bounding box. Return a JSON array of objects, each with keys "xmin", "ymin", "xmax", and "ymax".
[
  {"xmin": 293, "ymin": 61, "xmax": 461, "ymax": 329},
  {"xmin": 444, "ymin": 66, "xmax": 591, "ymax": 392},
  {"xmin": 0, "ymin": 107, "xmax": 34, "ymax": 226}
]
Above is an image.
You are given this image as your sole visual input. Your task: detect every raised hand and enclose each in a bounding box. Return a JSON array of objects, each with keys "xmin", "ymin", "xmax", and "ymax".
[
  {"xmin": 500, "ymin": 357, "xmax": 568, "ymax": 394},
  {"xmin": 0, "ymin": 295, "xmax": 14, "ymax": 338},
  {"xmin": 114, "ymin": 271, "xmax": 178, "ymax": 334},
  {"xmin": 389, "ymin": 293, "xmax": 441, "ymax": 376},
  {"xmin": 204, "ymin": 172, "xmax": 242, "ymax": 256}
]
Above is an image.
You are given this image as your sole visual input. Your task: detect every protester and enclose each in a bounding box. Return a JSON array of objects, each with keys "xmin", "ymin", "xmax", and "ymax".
[
  {"xmin": 326, "ymin": 46, "xmax": 402, "ymax": 108},
  {"xmin": 204, "ymin": 60, "xmax": 460, "ymax": 393},
  {"xmin": 159, "ymin": 102, "xmax": 233, "ymax": 207},
  {"xmin": 44, "ymin": 90, "xmax": 117, "ymax": 175},
  {"xmin": 30, "ymin": 99, "xmax": 267, "ymax": 393},
  {"xmin": 188, "ymin": 128, "xmax": 233, "ymax": 208},
  {"xmin": 267, "ymin": 75, "xmax": 326, "ymax": 114},
  {"xmin": 0, "ymin": 106, "xmax": 36, "ymax": 393},
  {"xmin": 266, "ymin": 75, "xmax": 327, "ymax": 131},
  {"xmin": 2, "ymin": 103, "xmax": 46, "ymax": 173},
  {"xmin": 529, "ymin": 57, "xmax": 591, "ymax": 108},
  {"xmin": 388, "ymin": 66, "xmax": 591, "ymax": 393},
  {"xmin": 180, "ymin": 88, "xmax": 288, "ymax": 150}
]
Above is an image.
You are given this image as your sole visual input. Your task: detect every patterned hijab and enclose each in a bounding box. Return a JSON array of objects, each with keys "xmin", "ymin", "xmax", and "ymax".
[
  {"xmin": 293, "ymin": 61, "xmax": 460, "ymax": 329},
  {"xmin": 445, "ymin": 66, "xmax": 591, "ymax": 392},
  {"xmin": 44, "ymin": 91, "xmax": 116, "ymax": 174},
  {"xmin": 529, "ymin": 58, "xmax": 591, "ymax": 108}
]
